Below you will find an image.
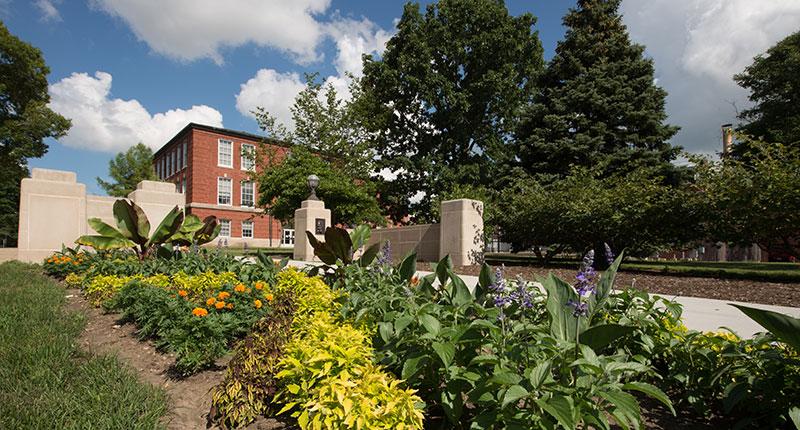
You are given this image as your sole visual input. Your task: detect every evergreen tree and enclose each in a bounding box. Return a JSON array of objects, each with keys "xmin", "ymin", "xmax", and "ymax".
[
  {"xmin": 358, "ymin": 0, "xmax": 544, "ymax": 222},
  {"xmin": 0, "ymin": 22, "xmax": 71, "ymax": 246},
  {"xmin": 734, "ymin": 30, "xmax": 800, "ymax": 153},
  {"xmin": 97, "ymin": 143, "xmax": 157, "ymax": 197},
  {"xmin": 517, "ymin": 0, "xmax": 679, "ymax": 179}
]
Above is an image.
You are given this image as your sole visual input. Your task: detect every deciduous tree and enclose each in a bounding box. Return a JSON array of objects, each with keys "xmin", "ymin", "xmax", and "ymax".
[{"xmin": 97, "ymin": 143, "xmax": 157, "ymax": 197}]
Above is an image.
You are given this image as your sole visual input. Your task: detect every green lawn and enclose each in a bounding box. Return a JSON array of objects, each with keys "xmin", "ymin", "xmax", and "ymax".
[
  {"xmin": 0, "ymin": 261, "xmax": 168, "ymax": 429},
  {"xmin": 485, "ymin": 253, "xmax": 800, "ymax": 283}
]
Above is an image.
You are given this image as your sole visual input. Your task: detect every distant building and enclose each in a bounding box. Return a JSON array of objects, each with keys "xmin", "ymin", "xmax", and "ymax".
[{"xmin": 153, "ymin": 123, "xmax": 294, "ymax": 248}]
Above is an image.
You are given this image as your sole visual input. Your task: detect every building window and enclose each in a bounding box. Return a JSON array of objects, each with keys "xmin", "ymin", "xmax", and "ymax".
[
  {"xmin": 173, "ymin": 148, "xmax": 178, "ymax": 173},
  {"xmin": 242, "ymin": 220, "xmax": 253, "ymax": 238},
  {"xmin": 177, "ymin": 146, "xmax": 182, "ymax": 171},
  {"xmin": 241, "ymin": 143, "xmax": 255, "ymax": 171},
  {"xmin": 217, "ymin": 177, "xmax": 232, "ymax": 205},
  {"xmin": 219, "ymin": 219, "xmax": 231, "ymax": 237},
  {"xmin": 218, "ymin": 139, "xmax": 233, "ymax": 168},
  {"xmin": 241, "ymin": 181, "xmax": 255, "ymax": 207},
  {"xmin": 282, "ymin": 229, "xmax": 295, "ymax": 246},
  {"xmin": 182, "ymin": 140, "xmax": 188, "ymax": 168},
  {"xmin": 156, "ymin": 160, "xmax": 160, "ymax": 179},
  {"xmin": 182, "ymin": 177, "xmax": 186, "ymax": 194},
  {"xmin": 160, "ymin": 157, "xmax": 165, "ymax": 178}
]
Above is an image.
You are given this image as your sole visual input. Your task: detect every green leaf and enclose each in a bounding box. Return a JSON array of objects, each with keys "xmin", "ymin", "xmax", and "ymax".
[
  {"xmin": 358, "ymin": 241, "xmax": 381, "ymax": 267},
  {"xmin": 502, "ymin": 385, "xmax": 529, "ymax": 409},
  {"xmin": 113, "ymin": 200, "xmax": 145, "ymax": 244},
  {"xmin": 788, "ymin": 406, "xmax": 800, "ymax": 429},
  {"xmin": 489, "ymin": 370, "xmax": 522, "ymax": 385},
  {"xmin": 87, "ymin": 218, "xmax": 127, "ymax": 239},
  {"xmin": 598, "ymin": 390, "xmax": 641, "ymax": 429},
  {"xmin": 75, "ymin": 235, "xmax": 134, "ymax": 250},
  {"xmin": 436, "ymin": 255, "xmax": 453, "ymax": 286},
  {"xmin": 543, "ymin": 273, "xmax": 582, "ymax": 342},
  {"xmin": 623, "ymin": 382, "xmax": 675, "ymax": 416},
  {"xmin": 146, "ymin": 205, "xmax": 184, "ymax": 247},
  {"xmin": 306, "ymin": 231, "xmax": 337, "ymax": 264},
  {"xmin": 402, "ymin": 356, "xmax": 426, "ymax": 380},
  {"xmin": 476, "ymin": 262, "xmax": 493, "ymax": 300},
  {"xmin": 536, "ymin": 395, "xmax": 575, "ymax": 430},
  {"xmin": 378, "ymin": 321, "xmax": 394, "ymax": 343},
  {"xmin": 590, "ymin": 250, "xmax": 624, "ymax": 319},
  {"xmin": 528, "ymin": 360, "xmax": 551, "ymax": 389},
  {"xmin": 394, "ymin": 315, "xmax": 414, "ymax": 334},
  {"xmin": 731, "ymin": 304, "xmax": 800, "ymax": 351},
  {"xmin": 349, "ymin": 224, "xmax": 371, "ymax": 249},
  {"xmin": 398, "ymin": 252, "xmax": 417, "ymax": 281},
  {"xmin": 581, "ymin": 324, "xmax": 635, "ymax": 352},
  {"xmin": 432, "ymin": 342, "xmax": 455, "ymax": 368},
  {"xmin": 450, "ymin": 270, "xmax": 473, "ymax": 306},
  {"xmin": 419, "ymin": 313, "xmax": 441, "ymax": 336}
]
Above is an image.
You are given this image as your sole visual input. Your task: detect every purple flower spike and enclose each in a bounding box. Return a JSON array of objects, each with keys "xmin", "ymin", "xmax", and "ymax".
[
  {"xmin": 567, "ymin": 299, "xmax": 588, "ymax": 317},
  {"xmin": 604, "ymin": 243, "xmax": 615, "ymax": 265}
]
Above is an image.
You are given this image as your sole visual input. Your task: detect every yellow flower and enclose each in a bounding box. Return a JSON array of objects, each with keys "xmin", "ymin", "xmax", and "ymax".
[
  {"xmin": 234, "ymin": 284, "xmax": 246, "ymax": 293},
  {"xmin": 215, "ymin": 301, "xmax": 225, "ymax": 310},
  {"xmin": 254, "ymin": 299, "xmax": 262, "ymax": 309},
  {"xmin": 206, "ymin": 297, "xmax": 216, "ymax": 306},
  {"xmin": 217, "ymin": 291, "xmax": 230, "ymax": 300},
  {"xmin": 192, "ymin": 307, "xmax": 208, "ymax": 317},
  {"xmin": 264, "ymin": 293, "xmax": 274, "ymax": 302},
  {"xmin": 178, "ymin": 290, "xmax": 188, "ymax": 297},
  {"xmin": 254, "ymin": 281, "xmax": 265, "ymax": 290}
]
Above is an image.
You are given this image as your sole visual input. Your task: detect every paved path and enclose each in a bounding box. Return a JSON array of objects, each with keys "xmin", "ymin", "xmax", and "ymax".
[{"xmin": 287, "ymin": 260, "xmax": 800, "ymax": 338}]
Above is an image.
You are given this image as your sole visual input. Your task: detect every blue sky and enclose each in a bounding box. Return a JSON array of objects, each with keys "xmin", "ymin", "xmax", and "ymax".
[{"xmin": 4, "ymin": 0, "xmax": 800, "ymax": 194}]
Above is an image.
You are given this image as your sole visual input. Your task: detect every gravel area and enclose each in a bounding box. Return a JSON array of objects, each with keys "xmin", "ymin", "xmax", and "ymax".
[{"xmin": 453, "ymin": 265, "xmax": 800, "ymax": 307}]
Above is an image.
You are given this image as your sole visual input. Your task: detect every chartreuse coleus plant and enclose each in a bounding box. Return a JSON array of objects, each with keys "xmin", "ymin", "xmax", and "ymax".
[
  {"xmin": 336, "ymin": 247, "xmax": 674, "ymax": 429},
  {"xmin": 76, "ymin": 199, "xmax": 219, "ymax": 259}
]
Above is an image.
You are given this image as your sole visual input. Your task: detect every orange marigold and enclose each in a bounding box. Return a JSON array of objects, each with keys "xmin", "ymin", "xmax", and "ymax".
[
  {"xmin": 178, "ymin": 290, "xmax": 188, "ymax": 297},
  {"xmin": 254, "ymin": 299, "xmax": 262, "ymax": 309},
  {"xmin": 206, "ymin": 297, "xmax": 216, "ymax": 306},
  {"xmin": 234, "ymin": 284, "xmax": 246, "ymax": 293},
  {"xmin": 218, "ymin": 291, "xmax": 230, "ymax": 300},
  {"xmin": 215, "ymin": 301, "xmax": 225, "ymax": 310},
  {"xmin": 264, "ymin": 293, "xmax": 274, "ymax": 302},
  {"xmin": 254, "ymin": 281, "xmax": 265, "ymax": 290},
  {"xmin": 226, "ymin": 303, "xmax": 234, "ymax": 310},
  {"xmin": 192, "ymin": 307, "xmax": 208, "ymax": 317}
]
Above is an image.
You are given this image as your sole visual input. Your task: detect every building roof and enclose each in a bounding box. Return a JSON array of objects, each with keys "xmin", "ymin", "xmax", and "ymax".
[{"xmin": 153, "ymin": 122, "xmax": 290, "ymax": 157}]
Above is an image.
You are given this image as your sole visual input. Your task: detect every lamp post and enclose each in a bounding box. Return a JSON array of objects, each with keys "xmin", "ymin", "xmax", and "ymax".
[{"xmin": 307, "ymin": 174, "xmax": 319, "ymax": 200}]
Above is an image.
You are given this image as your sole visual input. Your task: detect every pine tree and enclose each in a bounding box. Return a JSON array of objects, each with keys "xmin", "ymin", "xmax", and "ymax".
[{"xmin": 517, "ymin": 0, "xmax": 679, "ymax": 179}]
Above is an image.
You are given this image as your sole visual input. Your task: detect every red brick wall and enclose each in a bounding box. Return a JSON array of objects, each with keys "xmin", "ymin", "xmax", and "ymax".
[{"xmin": 187, "ymin": 207, "xmax": 284, "ymax": 243}]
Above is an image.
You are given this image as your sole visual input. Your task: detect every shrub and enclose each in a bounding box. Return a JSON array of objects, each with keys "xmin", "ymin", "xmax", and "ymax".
[
  {"xmin": 85, "ymin": 274, "xmax": 140, "ymax": 306},
  {"xmin": 209, "ymin": 295, "xmax": 296, "ymax": 429}
]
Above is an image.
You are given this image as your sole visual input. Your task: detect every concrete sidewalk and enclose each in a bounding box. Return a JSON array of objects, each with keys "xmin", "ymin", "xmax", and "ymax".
[{"xmin": 286, "ymin": 260, "xmax": 800, "ymax": 338}]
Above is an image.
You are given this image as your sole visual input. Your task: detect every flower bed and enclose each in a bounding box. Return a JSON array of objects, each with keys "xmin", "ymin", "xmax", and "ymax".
[{"xmin": 42, "ymin": 238, "xmax": 800, "ymax": 429}]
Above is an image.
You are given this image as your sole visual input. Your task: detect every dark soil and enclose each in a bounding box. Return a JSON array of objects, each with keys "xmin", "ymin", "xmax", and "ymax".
[
  {"xmin": 64, "ymin": 288, "xmax": 287, "ymax": 430},
  {"xmin": 453, "ymin": 265, "xmax": 800, "ymax": 307}
]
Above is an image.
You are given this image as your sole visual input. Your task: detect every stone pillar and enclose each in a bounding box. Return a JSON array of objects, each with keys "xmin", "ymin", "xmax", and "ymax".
[
  {"xmin": 18, "ymin": 169, "xmax": 87, "ymax": 262},
  {"xmin": 293, "ymin": 199, "xmax": 331, "ymax": 261},
  {"xmin": 128, "ymin": 180, "xmax": 185, "ymax": 225},
  {"xmin": 439, "ymin": 199, "xmax": 484, "ymax": 266}
]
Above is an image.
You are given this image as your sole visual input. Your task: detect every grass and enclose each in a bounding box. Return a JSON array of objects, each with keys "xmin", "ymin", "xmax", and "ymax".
[
  {"xmin": 485, "ymin": 253, "xmax": 800, "ymax": 283},
  {"xmin": 0, "ymin": 261, "xmax": 168, "ymax": 429}
]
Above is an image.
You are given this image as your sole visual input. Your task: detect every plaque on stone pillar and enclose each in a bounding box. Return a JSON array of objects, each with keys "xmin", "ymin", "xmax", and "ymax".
[{"xmin": 315, "ymin": 218, "xmax": 326, "ymax": 234}]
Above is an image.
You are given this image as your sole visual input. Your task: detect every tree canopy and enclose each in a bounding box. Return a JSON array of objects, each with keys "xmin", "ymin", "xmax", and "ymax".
[
  {"xmin": 357, "ymin": 0, "xmax": 544, "ymax": 222},
  {"xmin": 734, "ymin": 30, "xmax": 800, "ymax": 153},
  {"xmin": 0, "ymin": 22, "xmax": 71, "ymax": 246},
  {"xmin": 516, "ymin": 0, "xmax": 679, "ymax": 180},
  {"xmin": 97, "ymin": 143, "xmax": 158, "ymax": 197}
]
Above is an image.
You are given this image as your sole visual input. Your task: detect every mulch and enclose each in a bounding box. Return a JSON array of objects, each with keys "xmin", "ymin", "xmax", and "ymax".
[{"xmin": 453, "ymin": 265, "xmax": 800, "ymax": 307}]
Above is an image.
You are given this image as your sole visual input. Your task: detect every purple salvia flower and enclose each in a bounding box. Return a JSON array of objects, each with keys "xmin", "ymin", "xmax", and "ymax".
[
  {"xmin": 566, "ymin": 299, "xmax": 588, "ymax": 317},
  {"xmin": 604, "ymin": 243, "xmax": 614, "ymax": 265},
  {"xmin": 574, "ymin": 249, "xmax": 598, "ymax": 297}
]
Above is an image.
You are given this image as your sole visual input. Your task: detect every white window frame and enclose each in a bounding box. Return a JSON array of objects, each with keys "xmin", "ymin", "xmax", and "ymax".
[
  {"xmin": 218, "ymin": 139, "xmax": 233, "ymax": 168},
  {"xmin": 182, "ymin": 140, "xmax": 188, "ymax": 168},
  {"xmin": 240, "ymin": 181, "xmax": 255, "ymax": 207},
  {"xmin": 217, "ymin": 177, "xmax": 232, "ymax": 206},
  {"xmin": 241, "ymin": 220, "xmax": 253, "ymax": 238},
  {"xmin": 241, "ymin": 143, "xmax": 255, "ymax": 171},
  {"xmin": 219, "ymin": 219, "xmax": 231, "ymax": 237},
  {"xmin": 282, "ymin": 229, "xmax": 295, "ymax": 246}
]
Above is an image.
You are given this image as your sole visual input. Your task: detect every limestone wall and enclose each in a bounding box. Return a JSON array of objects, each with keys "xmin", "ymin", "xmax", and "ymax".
[
  {"xmin": 15, "ymin": 168, "xmax": 185, "ymax": 263},
  {"xmin": 368, "ymin": 224, "xmax": 441, "ymax": 263}
]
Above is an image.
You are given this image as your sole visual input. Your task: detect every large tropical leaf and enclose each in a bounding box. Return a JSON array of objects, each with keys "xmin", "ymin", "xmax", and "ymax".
[
  {"xmin": 194, "ymin": 216, "xmax": 220, "ymax": 245},
  {"xmin": 87, "ymin": 218, "xmax": 127, "ymax": 240},
  {"xmin": 146, "ymin": 206, "xmax": 184, "ymax": 247},
  {"xmin": 113, "ymin": 200, "xmax": 145, "ymax": 244},
  {"xmin": 76, "ymin": 234, "xmax": 134, "ymax": 250},
  {"xmin": 131, "ymin": 201, "xmax": 150, "ymax": 239},
  {"xmin": 731, "ymin": 304, "xmax": 800, "ymax": 351},
  {"xmin": 581, "ymin": 324, "xmax": 635, "ymax": 352},
  {"xmin": 349, "ymin": 224, "xmax": 371, "ymax": 250},
  {"xmin": 358, "ymin": 242, "xmax": 381, "ymax": 267},
  {"xmin": 169, "ymin": 214, "xmax": 203, "ymax": 246},
  {"xmin": 324, "ymin": 227, "xmax": 353, "ymax": 263},
  {"xmin": 306, "ymin": 231, "xmax": 337, "ymax": 264},
  {"xmin": 397, "ymin": 252, "xmax": 417, "ymax": 282}
]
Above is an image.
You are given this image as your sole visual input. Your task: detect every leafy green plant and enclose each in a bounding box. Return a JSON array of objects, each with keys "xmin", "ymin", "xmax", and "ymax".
[
  {"xmin": 305, "ymin": 226, "xmax": 381, "ymax": 282},
  {"xmin": 76, "ymin": 199, "xmax": 219, "ymax": 258}
]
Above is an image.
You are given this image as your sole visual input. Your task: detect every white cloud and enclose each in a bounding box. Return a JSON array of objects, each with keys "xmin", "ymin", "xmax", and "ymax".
[
  {"xmin": 49, "ymin": 71, "xmax": 223, "ymax": 152},
  {"xmin": 235, "ymin": 17, "xmax": 392, "ymax": 128},
  {"xmin": 621, "ymin": 0, "xmax": 800, "ymax": 154},
  {"xmin": 90, "ymin": 0, "xmax": 331, "ymax": 64},
  {"xmin": 35, "ymin": 0, "xmax": 61, "ymax": 21},
  {"xmin": 235, "ymin": 69, "xmax": 306, "ymax": 129}
]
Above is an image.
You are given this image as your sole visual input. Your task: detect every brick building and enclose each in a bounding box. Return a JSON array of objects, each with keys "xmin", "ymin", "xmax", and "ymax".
[{"xmin": 153, "ymin": 123, "xmax": 293, "ymax": 248}]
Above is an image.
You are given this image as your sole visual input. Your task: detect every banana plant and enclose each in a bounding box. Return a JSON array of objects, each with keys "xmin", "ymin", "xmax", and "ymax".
[
  {"xmin": 306, "ymin": 226, "xmax": 382, "ymax": 280},
  {"xmin": 76, "ymin": 200, "xmax": 218, "ymax": 259},
  {"xmin": 169, "ymin": 214, "xmax": 221, "ymax": 246}
]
